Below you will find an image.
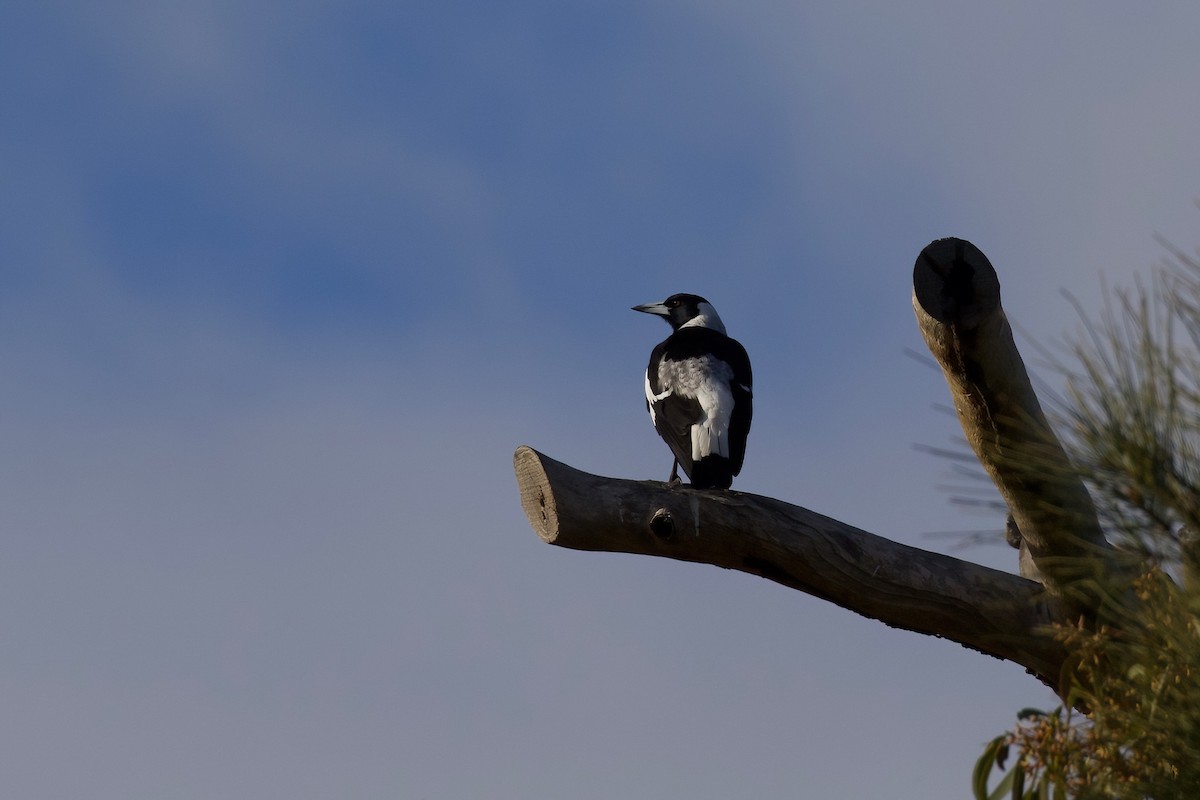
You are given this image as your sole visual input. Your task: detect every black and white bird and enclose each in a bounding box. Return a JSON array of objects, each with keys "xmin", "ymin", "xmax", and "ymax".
[{"xmin": 633, "ymin": 293, "xmax": 753, "ymax": 490}]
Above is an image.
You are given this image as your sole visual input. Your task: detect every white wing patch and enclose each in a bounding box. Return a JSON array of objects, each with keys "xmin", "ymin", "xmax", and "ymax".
[
  {"xmin": 644, "ymin": 369, "xmax": 670, "ymax": 425},
  {"xmin": 657, "ymin": 355, "xmax": 735, "ymax": 461}
]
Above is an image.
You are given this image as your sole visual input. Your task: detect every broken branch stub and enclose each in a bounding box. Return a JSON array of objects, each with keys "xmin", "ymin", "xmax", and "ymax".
[{"xmin": 913, "ymin": 238, "xmax": 1115, "ymax": 608}]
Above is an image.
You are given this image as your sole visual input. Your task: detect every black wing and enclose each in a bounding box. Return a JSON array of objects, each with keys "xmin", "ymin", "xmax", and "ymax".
[
  {"xmin": 723, "ymin": 337, "xmax": 753, "ymax": 476},
  {"xmin": 645, "ymin": 341, "xmax": 703, "ymax": 478}
]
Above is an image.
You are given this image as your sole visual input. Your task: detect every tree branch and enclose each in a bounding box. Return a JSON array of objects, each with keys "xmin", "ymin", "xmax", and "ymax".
[
  {"xmin": 912, "ymin": 238, "xmax": 1123, "ymax": 610},
  {"xmin": 510, "ymin": 237, "xmax": 1133, "ymax": 690},
  {"xmin": 514, "ymin": 445, "xmax": 1070, "ymax": 687}
]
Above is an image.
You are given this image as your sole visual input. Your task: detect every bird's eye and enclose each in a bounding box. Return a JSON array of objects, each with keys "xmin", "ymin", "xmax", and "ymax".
[{"xmin": 667, "ymin": 298, "xmax": 679, "ymax": 307}]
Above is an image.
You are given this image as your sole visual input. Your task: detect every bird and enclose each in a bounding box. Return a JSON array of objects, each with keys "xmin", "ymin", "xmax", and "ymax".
[{"xmin": 633, "ymin": 293, "xmax": 753, "ymax": 490}]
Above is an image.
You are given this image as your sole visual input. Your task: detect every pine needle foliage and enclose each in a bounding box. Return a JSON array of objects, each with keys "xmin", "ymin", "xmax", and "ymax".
[{"xmin": 975, "ymin": 243, "xmax": 1200, "ymax": 799}]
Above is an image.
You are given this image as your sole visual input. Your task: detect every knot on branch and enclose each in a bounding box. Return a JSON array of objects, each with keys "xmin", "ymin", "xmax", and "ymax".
[{"xmin": 648, "ymin": 507, "xmax": 675, "ymax": 539}]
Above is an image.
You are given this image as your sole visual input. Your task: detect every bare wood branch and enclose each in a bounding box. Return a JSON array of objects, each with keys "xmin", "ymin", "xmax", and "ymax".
[
  {"xmin": 514, "ymin": 445, "xmax": 1070, "ymax": 687},
  {"xmin": 913, "ymin": 238, "xmax": 1120, "ymax": 607}
]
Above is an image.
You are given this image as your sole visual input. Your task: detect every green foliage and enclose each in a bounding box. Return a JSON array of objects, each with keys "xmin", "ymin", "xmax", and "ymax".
[
  {"xmin": 1056, "ymin": 246, "xmax": 1200, "ymax": 575},
  {"xmin": 975, "ymin": 243, "xmax": 1200, "ymax": 799},
  {"xmin": 976, "ymin": 572, "xmax": 1200, "ymax": 798}
]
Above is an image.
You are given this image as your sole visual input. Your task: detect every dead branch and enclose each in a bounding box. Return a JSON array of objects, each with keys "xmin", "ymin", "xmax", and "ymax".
[
  {"xmin": 514, "ymin": 446, "xmax": 1069, "ymax": 687},
  {"xmin": 913, "ymin": 238, "xmax": 1123, "ymax": 611}
]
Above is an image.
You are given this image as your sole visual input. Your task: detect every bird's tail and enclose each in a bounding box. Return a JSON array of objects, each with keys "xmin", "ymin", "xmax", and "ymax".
[{"xmin": 689, "ymin": 455, "xmax": 733, "ymax": 490}]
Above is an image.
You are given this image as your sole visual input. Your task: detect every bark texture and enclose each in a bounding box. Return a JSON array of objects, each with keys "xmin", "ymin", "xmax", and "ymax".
[
  {"xmin": 913, "ymin": 238, "xmax": 1121, "ymax": 611},
  {"xmin": 514, "ymin": 445, "xmax": 1069, "ymax": 686}
]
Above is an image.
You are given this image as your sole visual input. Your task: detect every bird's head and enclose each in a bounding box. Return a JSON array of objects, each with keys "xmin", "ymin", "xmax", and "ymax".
[{"xmin": 632, "ymin": 293, "xmax": 727, "ymax": 334}]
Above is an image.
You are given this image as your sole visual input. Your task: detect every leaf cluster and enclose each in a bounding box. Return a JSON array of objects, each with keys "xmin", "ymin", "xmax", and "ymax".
[
  {"xmin": 975, "ymin": 241, "xmax": 1200, "ymax": 799},
  {"xmin": 976, "ymin": 571, "xmax": 1200, "ymax": 798},
  {"xmin": 1056, "ymin": 244, "xmax": 1200, "ymax": 576}
]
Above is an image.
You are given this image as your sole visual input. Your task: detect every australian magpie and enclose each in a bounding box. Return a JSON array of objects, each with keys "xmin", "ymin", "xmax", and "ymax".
[{"xmin": 633, "ymin": 293, "xmax": 753, "ymax": 490}]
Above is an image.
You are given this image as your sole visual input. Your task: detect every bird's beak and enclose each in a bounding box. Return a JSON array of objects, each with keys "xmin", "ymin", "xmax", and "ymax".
[{"xmin": 632, "ymin": 302, "xmax": 670, "ymax": 317}]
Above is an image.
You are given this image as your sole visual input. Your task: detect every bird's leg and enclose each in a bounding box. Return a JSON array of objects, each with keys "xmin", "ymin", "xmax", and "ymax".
[{"xmin": 667, "ymin": 459, "xmax": 682, "ymax": 487}]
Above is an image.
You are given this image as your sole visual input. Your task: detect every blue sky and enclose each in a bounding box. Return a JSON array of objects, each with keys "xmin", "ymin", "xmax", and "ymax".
[{"xmin": 3, "ymin": 2, "xmax": 1199, "ymax": 797}]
